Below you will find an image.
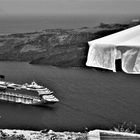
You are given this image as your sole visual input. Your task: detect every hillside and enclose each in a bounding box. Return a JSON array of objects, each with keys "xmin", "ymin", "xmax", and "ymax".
[{"xmin": 0, "ymin": 22, "xmax": 138, "ymax": 67}]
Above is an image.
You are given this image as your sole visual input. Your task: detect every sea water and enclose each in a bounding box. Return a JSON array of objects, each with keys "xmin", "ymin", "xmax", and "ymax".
[
  {"xmin": 0, "ymin": 14, "xmax": 139, "ymax": 34},
  {"xmin": 0, "ymin": 62, "xmax": 140, "ymax": 132}
]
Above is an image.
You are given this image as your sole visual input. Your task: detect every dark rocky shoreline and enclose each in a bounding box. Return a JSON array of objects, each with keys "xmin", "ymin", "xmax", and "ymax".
[
  {"xmin": 0, "ymin": 21, "xmax": 139, "ymax": 67},
  {"xmin": 1, "ymin": 129, "xmax": 140, "ymax": 140},
  {"xmin": 0, "ymin": 129, "xmax": 86, "ymax": 140}
]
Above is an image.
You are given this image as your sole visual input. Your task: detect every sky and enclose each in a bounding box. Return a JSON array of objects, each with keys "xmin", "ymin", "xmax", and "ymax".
[{"xmin": 0, "ymin": 0, "xmax": 140, "ymax": 17}]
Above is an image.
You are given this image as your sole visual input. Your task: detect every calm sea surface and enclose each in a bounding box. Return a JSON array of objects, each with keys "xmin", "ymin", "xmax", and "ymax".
[
  {"xmin": 0, "ymin": 15, "xmax": 139, "ymax": 34},
  {"xmin": 0, "ymin": 62, "xmax": 140, "ymax": 132}
]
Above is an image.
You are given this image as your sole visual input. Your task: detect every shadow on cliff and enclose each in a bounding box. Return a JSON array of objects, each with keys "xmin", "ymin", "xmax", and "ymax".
[{"xmin": 30, "ymin": 42, "xmax": 90, "ymax": 67}]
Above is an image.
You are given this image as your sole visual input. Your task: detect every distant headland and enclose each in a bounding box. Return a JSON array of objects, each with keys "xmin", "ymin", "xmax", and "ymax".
[{"xmin": 0, "ymin": 21, "xmax": 139, "ymax": 67}]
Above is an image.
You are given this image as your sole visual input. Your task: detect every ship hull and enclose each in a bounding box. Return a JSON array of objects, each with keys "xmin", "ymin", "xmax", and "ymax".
[
  {"xmin": 0, "ymin": 98, "xmax": 57, "ymax": 106},
  {"xmin": 0, "ymin": 92, "xmax": 58, "ymax": 106}
]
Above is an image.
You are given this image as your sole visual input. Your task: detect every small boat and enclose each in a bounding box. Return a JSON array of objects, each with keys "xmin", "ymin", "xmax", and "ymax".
[{"xmin": 0, "ymin": 80, "xmax": 59, "ymax": 106}]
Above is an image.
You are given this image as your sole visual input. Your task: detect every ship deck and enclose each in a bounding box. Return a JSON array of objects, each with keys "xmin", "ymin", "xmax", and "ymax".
[
  {"xmin": 0, "ymin": 88, "xmax": 41, "ymax": 105},
  {"xmin": 5, "ymin": 88, "xmax": 39, "ymax": 98}
]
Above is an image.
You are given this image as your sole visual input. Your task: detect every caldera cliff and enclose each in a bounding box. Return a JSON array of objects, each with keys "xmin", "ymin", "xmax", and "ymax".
[{"xmin": 0, "ymin": 22, "xmax": 138, "ymax": 67}]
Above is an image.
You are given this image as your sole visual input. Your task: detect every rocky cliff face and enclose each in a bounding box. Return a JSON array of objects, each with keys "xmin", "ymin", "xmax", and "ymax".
[{"xmin": 0, "ymin": 22, "xmax": 138, "ymax": 67}]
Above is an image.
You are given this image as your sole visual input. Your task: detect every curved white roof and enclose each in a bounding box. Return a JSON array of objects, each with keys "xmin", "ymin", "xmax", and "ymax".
[
  {"xmin": 117, "ymin": 35, "xmax": 140, "ymax": 47},
  {"xmin": 89, "ymin": 25, "xmax": 140, "ymax": 45},
  {"xmin": 86, "ymin": 24, "xmax": 140, "ymax": 74}
]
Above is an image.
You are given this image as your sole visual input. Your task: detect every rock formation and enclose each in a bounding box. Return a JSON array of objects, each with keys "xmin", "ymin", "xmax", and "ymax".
[{"xmin": 0, "ymin": 22, "xmax": 138, "ymax": 67}]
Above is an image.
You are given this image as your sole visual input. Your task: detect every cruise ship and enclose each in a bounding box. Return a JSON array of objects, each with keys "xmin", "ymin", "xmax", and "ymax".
[{"xmin": 0, "ymin": 79, "xmax": 59, "ymax": 106}]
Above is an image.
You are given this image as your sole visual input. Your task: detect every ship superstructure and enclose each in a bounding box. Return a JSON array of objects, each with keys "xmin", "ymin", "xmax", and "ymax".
[{"xmin": 0, "ymin": 80, "xmax": 59, "ymax": 105}]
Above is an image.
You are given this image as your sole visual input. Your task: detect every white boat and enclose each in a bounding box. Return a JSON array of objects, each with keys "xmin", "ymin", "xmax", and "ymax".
[{"xmin": 0, "ymin": 80, "xmax": 59, "ymax": 105}]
